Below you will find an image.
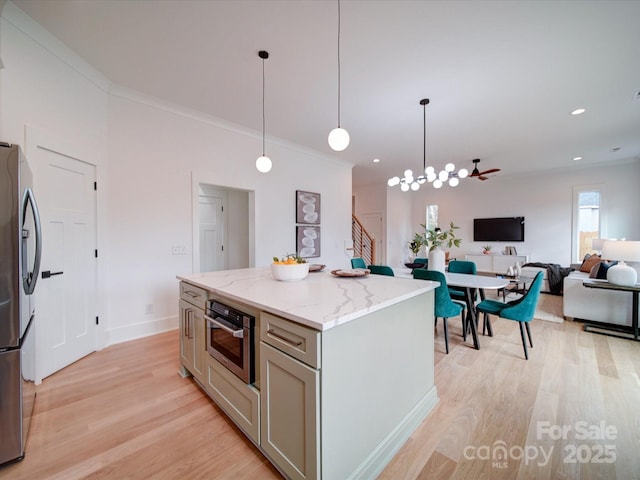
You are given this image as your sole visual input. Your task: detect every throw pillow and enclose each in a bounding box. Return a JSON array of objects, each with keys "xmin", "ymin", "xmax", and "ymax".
[
  {"xmin": 589, "ymin": 262, "xmax": 601, "ymax": 278},
  {"xmin": 596, "ymin": 261, "xmax": 618, "ymax": 280},
  {"xmin": 580, "ymin": 254, "xmax": 601, "ymax": 273}
]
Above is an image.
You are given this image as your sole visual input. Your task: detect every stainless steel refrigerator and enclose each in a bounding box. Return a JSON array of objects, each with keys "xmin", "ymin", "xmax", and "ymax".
[{"xmin": 0, "ymin": 142, "xmax": 42, "ymax": 466}]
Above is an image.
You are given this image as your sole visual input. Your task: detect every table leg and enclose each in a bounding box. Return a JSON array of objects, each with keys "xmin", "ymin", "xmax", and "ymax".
[
  {"xmin": 633, "ymin": 291, "xmax": 639, "ymax": 341},
  {"xmin": 477, "ymin": 288, "xmax": 494, "ymax": 337},
  {"xmin": 464, "ymin": 287, "xmax": 479, "ymax": 349}
]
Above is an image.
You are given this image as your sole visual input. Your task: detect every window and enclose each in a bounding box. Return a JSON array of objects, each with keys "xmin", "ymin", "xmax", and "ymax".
[
  {"xmin": 426, "ymin": 205, "xmax": 438, "ymax": 231},
  {"xmin": 572, "ymin": 186, "xmax": 601, "ymax": 262}
]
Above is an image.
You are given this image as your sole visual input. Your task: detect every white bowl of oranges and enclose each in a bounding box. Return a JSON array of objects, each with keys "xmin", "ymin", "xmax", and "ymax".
[{"xmin": 271, "ymin": 255, "xmax": 310, "ymax": 281}]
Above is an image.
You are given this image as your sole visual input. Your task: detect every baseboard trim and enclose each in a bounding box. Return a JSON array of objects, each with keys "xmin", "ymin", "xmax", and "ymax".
[{"xmin": 107, "ymin": 315, "xmax": 178, "ymax": 345}]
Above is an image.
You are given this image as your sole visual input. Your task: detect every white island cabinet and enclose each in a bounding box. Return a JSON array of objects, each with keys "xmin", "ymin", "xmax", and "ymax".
[{"xmin": 177, "ymin": 267, "xmax": 439, "ymax": 480}]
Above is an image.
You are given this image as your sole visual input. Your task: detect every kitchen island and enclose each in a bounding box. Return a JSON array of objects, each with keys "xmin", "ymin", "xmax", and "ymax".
[{"xmin": 177, "ymin": 267, "xmax": 438, "ymax": 480}]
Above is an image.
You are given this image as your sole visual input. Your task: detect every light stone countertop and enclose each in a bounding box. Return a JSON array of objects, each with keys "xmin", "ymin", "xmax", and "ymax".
[{"xmin": 178, "ymin": 266, "xmax": 437, "ymax": 331}]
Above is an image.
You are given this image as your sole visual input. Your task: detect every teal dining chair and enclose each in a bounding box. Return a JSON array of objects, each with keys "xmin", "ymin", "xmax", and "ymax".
[
  {"xmin": 413, "ymin": 257, "xmax": 428, "ymax": 267},
  {"xmin": 475, "ymin": 271, "xmax": 544, "ymax": 360},
  {"xmin": 413, "ymin": 269, "xmax": 466, "ymax": 354},
  {"xmin": 367, "ymin": 265, "xmax": 395, "ymax": 276},
  {"xmin": 447, "ymin": 260, "xmax": 477, "ymax": 301},
  {"xmin": 351, "ymin": 257, "xmax": 366, "ymax": 269}
]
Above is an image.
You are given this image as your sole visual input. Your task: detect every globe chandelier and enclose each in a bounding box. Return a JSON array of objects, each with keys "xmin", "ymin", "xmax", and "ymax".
[{"xmin": 387, "ymin": 98, "xmax": 468, "ymax": 191}]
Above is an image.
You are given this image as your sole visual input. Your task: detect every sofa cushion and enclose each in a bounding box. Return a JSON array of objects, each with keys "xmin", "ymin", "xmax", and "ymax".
[
  {"xmin": 595, "ymin": 261, "xmax": 618, "ymax": 279},
  {"xmin": 579, "ymin": 254, "xmax": 601, "ymax": 273}
]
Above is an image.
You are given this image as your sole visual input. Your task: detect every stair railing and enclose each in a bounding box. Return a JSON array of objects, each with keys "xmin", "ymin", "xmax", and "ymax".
[{"xmin": 351, "ymin": 215, "xmax": 375, "ymax": 265}]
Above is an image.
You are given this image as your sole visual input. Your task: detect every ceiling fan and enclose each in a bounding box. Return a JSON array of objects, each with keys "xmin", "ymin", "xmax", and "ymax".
[{"xmin": 469, "ymin": 158, "xmax": 501, "ymax": 181}]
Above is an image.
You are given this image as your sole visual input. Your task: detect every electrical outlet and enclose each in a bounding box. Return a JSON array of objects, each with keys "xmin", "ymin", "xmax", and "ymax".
[{"xmin": 171, "ymin": 246, "xmax": 186, "ymax": 255}]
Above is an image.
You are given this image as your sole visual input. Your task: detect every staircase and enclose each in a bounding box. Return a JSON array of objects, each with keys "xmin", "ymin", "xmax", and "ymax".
[{"xmin": 352, "ymin": 215, "xmax": 375, "ymax": 265}]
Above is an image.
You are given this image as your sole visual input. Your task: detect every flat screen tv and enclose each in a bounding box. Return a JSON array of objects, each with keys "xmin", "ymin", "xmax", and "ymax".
[{"xmin": 473, "ymin": 217, "xmax": 525, "ymax": 242}]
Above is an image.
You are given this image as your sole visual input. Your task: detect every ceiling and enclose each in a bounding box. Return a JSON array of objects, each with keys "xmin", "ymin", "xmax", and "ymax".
[{"xmin": 10, "ymin": 0, "xmax": 640, "ymax": 188}]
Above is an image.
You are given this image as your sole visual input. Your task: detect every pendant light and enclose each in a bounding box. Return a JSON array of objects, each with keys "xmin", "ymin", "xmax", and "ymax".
[
  {"xmin": 388, "ymin": 99, "xmax": 430, "ymax": 191},
  {"xmin": 328, "ymin": 0, "xmax": 350, "ymax": 151},
  {"xmin": 256, "ymin": 50, "xmax": 272, "ymax": 173},
  {"xmin": 387, "ymin": 98, "xmax": 468, "ymax": 191}
]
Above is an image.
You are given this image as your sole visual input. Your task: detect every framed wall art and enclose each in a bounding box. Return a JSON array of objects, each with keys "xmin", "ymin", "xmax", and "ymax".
[
  {"xmin": 297, "ymin": 225, "xmax": 320, "ymax": 258},
  {"xmin": 296, "ymin": 190, "xmax": 320, "ymax": 225}
]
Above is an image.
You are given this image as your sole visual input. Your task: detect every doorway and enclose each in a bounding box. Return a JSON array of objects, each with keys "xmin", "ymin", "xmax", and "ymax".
[
  {"xmin": 195, "ymin": 183, "xmax": 251, "ymax": 272},
  {"xmin": 361, "ymin": 212, "xmax": 385, "ymax": 264}
]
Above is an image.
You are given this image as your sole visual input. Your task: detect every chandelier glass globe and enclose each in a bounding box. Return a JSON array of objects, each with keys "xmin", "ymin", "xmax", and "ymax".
[{"xmin": 328, "ymin": 127, "xmax": 350, "ymax": 151}]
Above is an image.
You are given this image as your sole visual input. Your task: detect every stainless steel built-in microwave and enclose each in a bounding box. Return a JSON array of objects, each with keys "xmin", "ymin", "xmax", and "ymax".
[{"xmin": 205, "ymin": 300, "xmax": 255, "ymax": 384}]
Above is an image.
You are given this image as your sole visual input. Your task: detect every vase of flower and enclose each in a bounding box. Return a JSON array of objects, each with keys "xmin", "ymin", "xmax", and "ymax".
[
  {"xmin": 414, "ymin": 221, "xmax": 461, "ymax": 273},
  {"xmin": 428, "ymin": 246, "xmax": 446, "ymax": 272}
]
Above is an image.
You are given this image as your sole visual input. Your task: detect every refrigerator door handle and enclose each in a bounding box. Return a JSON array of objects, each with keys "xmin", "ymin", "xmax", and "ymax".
[{"xmin": 22, "ymin": 187, "xmax": 42, "ymax": 295}]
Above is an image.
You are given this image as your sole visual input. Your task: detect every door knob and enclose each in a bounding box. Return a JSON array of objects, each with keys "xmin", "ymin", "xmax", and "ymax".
[{"xmin": 41, "ymin": 270, "xmax": 64, "ymax": 279}]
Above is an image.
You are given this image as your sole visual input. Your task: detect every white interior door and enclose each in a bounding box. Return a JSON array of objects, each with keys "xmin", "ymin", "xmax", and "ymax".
[
  {"xmin": 36, "ymin": 147, "xmax": 97, "ymax": 379},
  {"xmin": 199, "ymin": 190, "xmax": 226, "ymax": 272}
]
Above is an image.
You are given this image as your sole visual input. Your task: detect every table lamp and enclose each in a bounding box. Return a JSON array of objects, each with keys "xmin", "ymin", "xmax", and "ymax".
[
  {"xmin": 602, "ymin": 240, "xmax": 640, "ymax": 286},
  {"xmin": 591, "ymin": 238, "xmax": 604, "ymax": 253}
]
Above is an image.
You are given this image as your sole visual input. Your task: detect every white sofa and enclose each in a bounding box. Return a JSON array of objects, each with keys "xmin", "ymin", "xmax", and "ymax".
[
  {"xmin": 563, "ymin": 263, "xmax": 640, "ymax": 326},
  {"xmin": 520, "ymin": 263, "xmax": 573, "ymax": 294}
]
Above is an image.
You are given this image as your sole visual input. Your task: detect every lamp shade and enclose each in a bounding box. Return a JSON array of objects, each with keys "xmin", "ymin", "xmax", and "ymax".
[
  {"xmin": 602, "ymin": 240, "xmax": 640, "ymax": 286},
  {"xmin": 602, "ymin": 240, "xmax": 640, "ymax": 262},
  {"xmin": 591, "ymin": 238, "xmax": 605, "ymax": 251}
]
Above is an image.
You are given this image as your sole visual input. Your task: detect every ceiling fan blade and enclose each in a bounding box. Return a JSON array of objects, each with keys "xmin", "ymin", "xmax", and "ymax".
[
  {"xmin": 478, "ymin": 175, "xmax": 489, "ymax": 181},
  {"xmin": 479, "ymin": 168, "xmax": 501, "ymax": 175}
]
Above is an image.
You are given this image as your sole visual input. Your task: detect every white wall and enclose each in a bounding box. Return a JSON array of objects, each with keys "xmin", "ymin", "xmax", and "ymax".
[
  {"xmin": 105, "ymin": 91, "xmax": 353, "ymax": 341},
  {"xmin": 1, "ymin": 2, "xmax": 354, "ymax": 346},
  {"xmin": 0, "ymin": 3, "xmax": 108, "ymax": 149},
  {"xmin": 386, "ymin": 187, "xmax": 413, "ymax": 268},
  {"xmin": 354, "ymin": 160, "xmax": 640, "ymax": 267}
]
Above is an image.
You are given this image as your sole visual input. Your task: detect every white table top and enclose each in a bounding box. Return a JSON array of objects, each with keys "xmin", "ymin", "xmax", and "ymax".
[
  {"xmin": 445, "ymin": 272, "xmax": 509, "ymax": 290},
  {"xmin": 394, "ymin": 268, "xmax": 509, "ymax": 290},
  {"xmin": 178, "ymin": 267, "xmax": 437, "ymax": 331}
]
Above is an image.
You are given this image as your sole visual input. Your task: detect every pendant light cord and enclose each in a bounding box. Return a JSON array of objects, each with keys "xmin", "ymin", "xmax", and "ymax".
[
  {"xmin": 337, "ymin": 0, "xmax": 342, "ymax": 127},
  {"xmin": 262, "ymin": 55, "xmax": 266, "ymax": 156},
  {"xmin": 423, "ymin": 101, "xmax": 426, "ymax": 172},
  {"xmin": 420, "ymin": 98, "xmax": 429, "ymax": 173}
]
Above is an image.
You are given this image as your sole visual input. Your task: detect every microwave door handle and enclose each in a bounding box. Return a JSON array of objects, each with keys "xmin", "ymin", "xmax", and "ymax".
[
  {"xmin": 22, "ymin": 187, "xmax": 42, "ymax": 294},
  {"xmin": 205, "ymin": 315, "xmax": 245, "ymax": 339}
]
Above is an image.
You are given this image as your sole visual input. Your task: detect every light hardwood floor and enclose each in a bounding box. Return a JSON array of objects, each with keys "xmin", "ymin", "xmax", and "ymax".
[{"xmin": 2, "ymin": 312, "xmax": 639, "ymax": 479}]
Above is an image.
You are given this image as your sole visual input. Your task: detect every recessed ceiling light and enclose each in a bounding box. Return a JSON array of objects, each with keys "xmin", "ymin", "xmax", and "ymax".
[
  {"xmin": 372, "ymin": 158, "xmax": 380, "ymax": 163},
  {"xmin": 573, "ymin": 156, "xmax": 582, "ymax": 161},
  {"xmin": 571, "ymin": 108, "xmax": 586, "ymax": 115}
]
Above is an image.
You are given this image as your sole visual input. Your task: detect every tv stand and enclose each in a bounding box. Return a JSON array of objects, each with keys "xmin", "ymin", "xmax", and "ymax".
[{"xmin": 464, "ymin": 253, "xmax": 529, "ymax": 275}]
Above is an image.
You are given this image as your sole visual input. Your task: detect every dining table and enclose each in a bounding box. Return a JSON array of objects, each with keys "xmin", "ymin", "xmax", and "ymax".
[
  {"xmin": 395, "ymin": 267, "xmax": 509, "ymax": 350},
  {"xmin": 444, "ymin": 272, "xmax": 509, "ymax": 349}
]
